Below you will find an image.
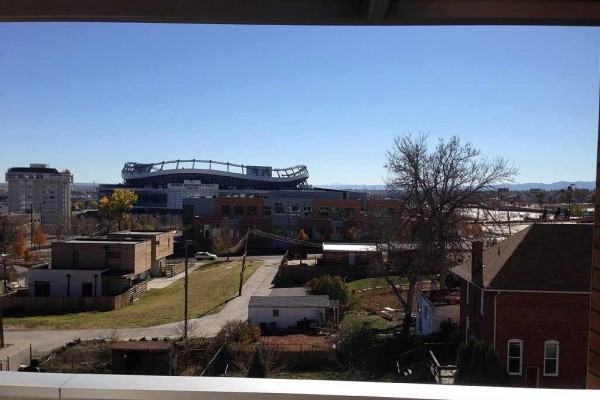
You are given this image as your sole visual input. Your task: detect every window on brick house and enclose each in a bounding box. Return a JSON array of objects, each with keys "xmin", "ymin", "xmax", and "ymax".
[
  {"xmin": 272, "ymin": 309, "xmax": 279, "ymax": 317},
  {"xmin": 544, "ymin": 340, "xmax": 559, "ymax": 376},
  {"xmin": 507, "ymin": 339, "xmax": 523, "ymax": 375}
]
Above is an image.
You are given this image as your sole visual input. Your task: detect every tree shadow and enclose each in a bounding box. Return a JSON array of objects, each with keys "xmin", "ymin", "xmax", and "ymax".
[{"xmin": 195, "ymin": 295, "xmax": 237, "ymax": 318}]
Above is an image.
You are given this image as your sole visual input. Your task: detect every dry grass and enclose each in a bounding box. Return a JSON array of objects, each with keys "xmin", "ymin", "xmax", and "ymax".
[{"xmin": 5, "ymin": 260, "xmax": 261, "ymax": 330}]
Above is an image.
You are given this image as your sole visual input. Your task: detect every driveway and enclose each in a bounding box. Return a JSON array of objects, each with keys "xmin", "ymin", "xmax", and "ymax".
[{"xmin": 0, "ymin": 257, "xmax": 281, "ymax": 370}]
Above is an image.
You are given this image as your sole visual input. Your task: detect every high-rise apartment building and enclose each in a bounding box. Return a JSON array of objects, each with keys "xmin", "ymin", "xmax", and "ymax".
[{"xmin": 5, "ymin": 163, "xmax": 73, "ymax": 233}]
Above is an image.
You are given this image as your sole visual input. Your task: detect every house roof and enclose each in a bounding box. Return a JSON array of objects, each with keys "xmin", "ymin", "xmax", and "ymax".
[
  {"xmin": 112, "ymin": 341, "xmax": 173, "ymax": 352},
  {"xmin": 322, "ymin": 243, "xmax": 378, "ymax": 253},
  {"xmin": 450, "ymin": 223, "xmax": 592, "ymax": 292},
  {"xmin": 249, "ymin": 295, "xmax": 337, "ymax": 308}
]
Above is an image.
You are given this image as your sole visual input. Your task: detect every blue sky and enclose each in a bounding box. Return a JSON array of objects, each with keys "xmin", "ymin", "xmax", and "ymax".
[{"xmin": 1, "ymin": 23, "xmax": 599, "ymax": 185}]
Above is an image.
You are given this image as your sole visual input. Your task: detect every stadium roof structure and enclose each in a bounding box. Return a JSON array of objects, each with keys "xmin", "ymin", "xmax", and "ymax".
[{"xmin": 121, "ymin": 159, "xmax": 309, "ymax": 190}]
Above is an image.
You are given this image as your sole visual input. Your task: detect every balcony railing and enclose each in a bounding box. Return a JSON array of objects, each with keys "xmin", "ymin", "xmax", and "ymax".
[{"xmin": 0, "ymin": 372, "xmax": 598, "ymax": 400}]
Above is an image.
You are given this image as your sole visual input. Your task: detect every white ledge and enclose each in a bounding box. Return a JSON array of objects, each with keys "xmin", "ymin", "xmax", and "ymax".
[{"xmin": 0, "ymin": 372, "xmax": 598, "ymax": 400}]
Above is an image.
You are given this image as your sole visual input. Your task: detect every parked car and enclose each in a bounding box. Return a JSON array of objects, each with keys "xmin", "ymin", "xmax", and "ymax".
[{"xmin": 194, "ymin": 251, "xmax": 218, "ymax": 260}]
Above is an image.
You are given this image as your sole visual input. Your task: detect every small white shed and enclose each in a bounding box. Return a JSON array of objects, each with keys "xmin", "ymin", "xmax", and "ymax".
[
  {"xmin": 248, "ymin": 295, "xmax": 339, "ymax": 331},
  {"xmin": 416, "ymin": 289, "xmax": 460, "ymax": 336}
]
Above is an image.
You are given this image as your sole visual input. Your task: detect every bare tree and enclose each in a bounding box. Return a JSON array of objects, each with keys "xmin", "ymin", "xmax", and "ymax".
[{"xmin": 370, "ymin": 133, "xmax": 517, "ymax": 334}]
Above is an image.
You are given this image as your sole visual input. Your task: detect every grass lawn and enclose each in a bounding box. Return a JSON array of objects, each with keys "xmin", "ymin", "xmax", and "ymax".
[{"xmin": 5, "ymin": 260, "xmax": 262, "ymax": 330}]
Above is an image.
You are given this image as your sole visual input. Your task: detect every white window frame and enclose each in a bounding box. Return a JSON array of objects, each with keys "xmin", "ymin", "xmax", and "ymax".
[
  {"xmin": 480, "ymin": 289, "xmax": 484, "ymax": 316},
  {"xmin": 507, "ymin": 339, "xmax": 523, "ymax": 376},
  {"xmin": 543, "ymin": 340, "xmax": 559, "ymax": 377}
]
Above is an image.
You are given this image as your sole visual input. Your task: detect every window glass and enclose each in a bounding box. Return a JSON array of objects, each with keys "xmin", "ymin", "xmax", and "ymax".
[
  {"xmin": 544, "ymin": 341, "xmax": 559, "ymax": 376},
  {"xmin": 288, "ymin": 203, "xmax": 300, "ymax": 215},
  {"xmin": 507, "ymin": 340, "xmax": 522, "ymax": 375},
  {"xmin": 274, "ymin": 203, "xmax": 286, "ymax": 215}
]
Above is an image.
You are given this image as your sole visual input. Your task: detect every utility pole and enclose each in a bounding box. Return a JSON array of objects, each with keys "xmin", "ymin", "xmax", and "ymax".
[
  {"xmin": 29, "ymin": 205, "xmax": 34, "ymax": 251},
  {"xmin": 184, "ymin": 240, "xmax": 191, "ymax": 343},
  {"xmin": 238, "ymin": 229, "xmax": 249, "ymax": 296},
  {"xmin": 2, "ymin": 254, "xmax": 6, "ymax": 295}
]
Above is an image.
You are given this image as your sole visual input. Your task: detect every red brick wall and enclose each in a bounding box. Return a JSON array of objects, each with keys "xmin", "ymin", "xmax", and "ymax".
[
  {"xmin": 458, "ymin": 281, "xmax": 495, "ymax": 345},
  {"xmin": 496, "ymin": 292, "xmax": 589, "ymax": 389},
  {"xmin": 458, "ymin": 281, "xmax": 590, "ymax": 389}
]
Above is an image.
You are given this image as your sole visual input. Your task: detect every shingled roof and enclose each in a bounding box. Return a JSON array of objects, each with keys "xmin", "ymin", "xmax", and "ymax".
[
  {"xmin": 450, "ymin": 224, "xmax": 592, "ymax": 292},
  {"xmin": 249, "ymin": 295, "xmax": 338, "ymax": 308}
]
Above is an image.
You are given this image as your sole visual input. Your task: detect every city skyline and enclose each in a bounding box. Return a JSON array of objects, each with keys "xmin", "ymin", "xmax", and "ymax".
[{"xmin": 1, "ymin": 23, "xmax": 599, "ymax": 185}]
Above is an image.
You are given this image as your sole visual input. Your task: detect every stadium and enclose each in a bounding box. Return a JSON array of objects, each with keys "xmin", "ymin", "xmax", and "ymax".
[{"xmin": 121, "ymin": 159, "xmax": 309, "ymax": 190}]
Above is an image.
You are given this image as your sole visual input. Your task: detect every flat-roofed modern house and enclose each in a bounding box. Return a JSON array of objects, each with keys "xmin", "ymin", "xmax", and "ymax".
[
  {"xmin": 29, "ymin": 237, "xmax": 152, "ymax": 299},
  {"xmin": 108, "ymin": 230, "xmax": 174, "ymax": 277},
  {"xmin": 451, "ymin": 224, "xmax": 592, "ymax": 389}
]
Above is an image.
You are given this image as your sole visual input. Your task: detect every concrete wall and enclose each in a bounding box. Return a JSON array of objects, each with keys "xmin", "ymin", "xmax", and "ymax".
[
  {"xmin": 28, "ymin": 268, "xmax": 105, "ymax": 297},
  {"xmin": 248, "ymin": 306, "xmax": 325, "ymax": 330}
]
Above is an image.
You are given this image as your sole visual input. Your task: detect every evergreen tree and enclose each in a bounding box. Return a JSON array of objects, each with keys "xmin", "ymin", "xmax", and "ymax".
[
  {"xmin": 454, "ymin": 337, "xmax": 509, "ymax": 386},
  {"xmin": 247, "ymin": 347, "xmax": 267, "ymax": 378}
]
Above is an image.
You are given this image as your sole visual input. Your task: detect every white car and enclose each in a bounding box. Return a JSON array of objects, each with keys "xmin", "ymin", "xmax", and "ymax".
[{"xmin": 194, "ymin": 251, "xmax": 218, "ymax": 261}]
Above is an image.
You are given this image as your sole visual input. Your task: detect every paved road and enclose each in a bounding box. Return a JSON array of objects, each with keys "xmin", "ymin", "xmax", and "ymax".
[{"xmin": 0, "ymin": 257, "xmax": 280, "ymax": 370}]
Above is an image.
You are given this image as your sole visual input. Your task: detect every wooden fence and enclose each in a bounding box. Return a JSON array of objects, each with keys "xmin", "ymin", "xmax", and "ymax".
[
  {"xmin": 0, "ymin": 281, "xmax": 148, "ymax": 316},
  {"xmin": 160, "ymin": 262, "xmax": 185, "ymax": 277}
]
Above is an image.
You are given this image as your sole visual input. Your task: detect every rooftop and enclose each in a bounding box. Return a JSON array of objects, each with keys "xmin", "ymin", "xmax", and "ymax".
[
  {"xmin": 451, "ymin": 223, "xmax": 592, "ymax": 291},
  {"xmin": 59, "ymin": 238, "xmax": 148, "ymax": 245},
  {"xmin": 112, "ymin": 340, "xmax": 173, "ymax": 352},
  {"xmin": 322, "ymin": 243, "xmax": 379, "ymax": 253},
  {"xmin": 249, "ymin": 295, "xmax": 337, "ymax": 308}
]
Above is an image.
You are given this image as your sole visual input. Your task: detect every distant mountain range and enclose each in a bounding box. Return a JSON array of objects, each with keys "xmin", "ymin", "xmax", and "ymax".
[{"xmin": 316, "ymin": 181, "xmax": 596, "ymax": 191}]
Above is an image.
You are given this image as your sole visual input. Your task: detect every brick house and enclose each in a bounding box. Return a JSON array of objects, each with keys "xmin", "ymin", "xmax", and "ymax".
[{"xmin": 450, "ymin": 224, "xmax": 591, "ymax": 389}]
